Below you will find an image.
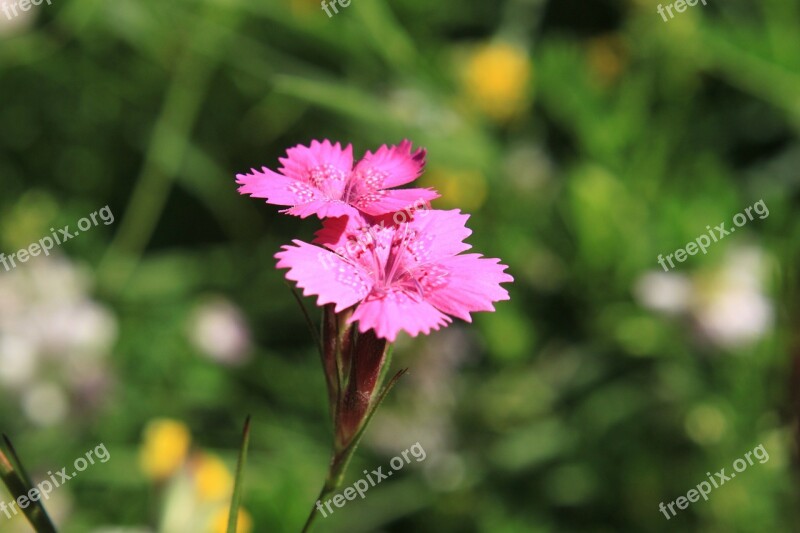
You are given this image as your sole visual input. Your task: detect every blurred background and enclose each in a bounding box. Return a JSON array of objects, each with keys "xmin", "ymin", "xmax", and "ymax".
[{"xmin": 1, "ymin": 0, "xmax": 799, "ymax": 531}]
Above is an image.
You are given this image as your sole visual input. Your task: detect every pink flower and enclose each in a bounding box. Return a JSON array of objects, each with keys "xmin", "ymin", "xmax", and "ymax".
[
  {"xmin": 275, "ymin": 210, "xmax": 513, "ymax": 342},
  {"xmin": 236, "ymin": 139, "xmax": 439, "ymax": 219}
]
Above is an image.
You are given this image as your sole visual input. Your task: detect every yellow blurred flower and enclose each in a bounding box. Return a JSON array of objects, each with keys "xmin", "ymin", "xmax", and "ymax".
[
  {"xmin": 461, "ymin": 42, "xmax": 532, "ymax": 121},
  {"xmin": 194, "ymin": 453, "xmax": 233, "ymax": 501},
  {"xmin": 209, "ymin": 507, "xmax": 253, "ymax": 533},
  {"xmin": 420, "ymin": 168, "xmax": 487, "ymax": 211},
  {"xmin": 139, "ymin": 419, "xmax": 192, "ymax": 481}
]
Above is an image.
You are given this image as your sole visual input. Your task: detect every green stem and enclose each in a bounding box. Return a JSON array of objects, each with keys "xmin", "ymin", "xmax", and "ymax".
[
  {"xmin": 300, "ymin": 441, "xmax": 359, "ymax": 533},
  {"xmin": 0, "ymin": 444, "xmax": 57, "ymax": 533},
  {"xmin": 226, "ymin": 416, "xmax": 251, "ymax": 533},
  {"xmin": 300, "ymin": 367, "xmax": 407, "ymax": 533}
]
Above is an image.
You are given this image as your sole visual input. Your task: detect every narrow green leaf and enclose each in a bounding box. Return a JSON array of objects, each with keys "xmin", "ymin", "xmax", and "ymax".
[
  {"xmin": 331, "ymin": 367, "xmax": 409, "ymax": 491},
  {"xmin": 286, "ymin": 281, "xmax": 323, "ymax": 357},
  {"xmin": 349, "ymin": 368, "xmax": 408, "ymax": 456},
  {"xmin": 0, "ymin": 436, "xmax": 57, "ymax": 533},
  {"xmin": 301, "ymin": 365, "xmax": 407, "ymax": 533},
  {"xmin": 227, "ymin": 415, "xmax": 252, "ymax": 533},
  {"xmin": 3, "ymin": 434, "xmax": 34, "ymax": 488},
  {"xmin": 375, "ymin": 344, "xmax": 395, "ymax": 393}
]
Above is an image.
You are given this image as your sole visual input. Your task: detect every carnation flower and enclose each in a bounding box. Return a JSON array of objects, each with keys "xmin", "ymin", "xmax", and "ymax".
[
  {"xmin": 234, "ymin": 139, "xmax": 513, "ymax": 532},
  {"xmin": 275, "ymin": 209, "xmax": 513, "ymax": 341},
  {"xmin": 236, "ymin": 139, "xmax": 439, "ymax": 219}
]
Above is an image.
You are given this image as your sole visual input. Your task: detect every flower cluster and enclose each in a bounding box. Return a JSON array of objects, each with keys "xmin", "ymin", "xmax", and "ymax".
[
  {"xmin": 0, "ymin": 255, "xmax": 116, "ymax": 427},
  {"xmin": 236, "ymin": 139, "xmax": 513, "ymax": 342},
  {"xmin": 237, "ymin": 139, "xmax": 512, "ymax": 531}
]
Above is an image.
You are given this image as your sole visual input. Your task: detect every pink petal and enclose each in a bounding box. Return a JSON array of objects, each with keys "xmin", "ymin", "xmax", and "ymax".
[
  {"xmin": 283, "ymin": 199, "xmax": 360, "ymax": 219},
  {"xmin": 312, "ymin": 213, "xmax": 366, "ymax": 250},
  {"xmin": 236, "ymin": 140, "xmax": 354, "ymax": 215},
  {"xmin": 404, "ymin": 209, "xmax": 474, "ymax": 264},
  {"xmin": 278, "ymin": 140, "xmax": 353, "ymax": 200},
  {"xmin": 275, "ymin": 240, "xmax": 372, "ymax": 312},
  {"xmin": 355, "ymin": 187, "xmax": 440, "ymax": 217},
  {"xmin": 423, "ymin": 254, "xmax": 513, "ymax": 321},
  {"xmin": 349, "ymin": 140, "xmax": 426, "ymax": 195},
  {"xmin": 279, "ymin": 139, "xmax": 353, "ymax": 181},
  {"xmin": 236, "ymin": 169, "xmax": 322, "ymax": 206},
  {"xmin": 350, "ymin": 290, "xmax": 451, "ymax": 342}
]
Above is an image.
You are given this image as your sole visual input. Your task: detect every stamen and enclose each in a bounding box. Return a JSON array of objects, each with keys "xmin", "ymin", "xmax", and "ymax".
[
  {"xmin": 385, "ymin": 223, "xmax": 413, "ymax": 286},
  {"xmin": 362, "ymin": 225, "xmax": 384, "ymax": 284}
]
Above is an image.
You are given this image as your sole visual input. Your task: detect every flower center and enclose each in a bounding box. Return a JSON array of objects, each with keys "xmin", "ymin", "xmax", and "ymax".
[{"xmin": 308, "ymin": 164, "xmax": 347, "ymax": 200}]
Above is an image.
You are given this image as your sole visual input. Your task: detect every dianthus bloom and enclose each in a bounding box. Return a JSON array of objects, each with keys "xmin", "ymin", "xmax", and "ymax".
[
  {"xmin": 275, "ymin": 209, "xmax": 513, "ymax": 342},
  {"xmin": 236, "ymin": 139, "xmax": 439, "ymax": 219},
  {"xmin": 236, "ymin": 139, "xmax": 513, "ymax": 533}
]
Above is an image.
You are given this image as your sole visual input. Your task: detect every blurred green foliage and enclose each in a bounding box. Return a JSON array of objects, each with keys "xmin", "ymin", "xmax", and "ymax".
[{"xmin": 1, "ymin": 0, "xmax": 799, "ymax": 531}]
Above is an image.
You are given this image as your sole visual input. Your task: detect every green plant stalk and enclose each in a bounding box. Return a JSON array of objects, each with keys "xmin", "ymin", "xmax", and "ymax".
[
  {"xmin": 288, "ymin": 283, "xmax": 323, "ymax": 357},
  {"xmin": 0, "ymin": 443, "xmax": 57, "ymax": 533},
  {"xmin": 3, "ymin": 435, "xmax": 34, "ymax": 490},
  {"xmin": 226, "ymin": 415, "xmax": 252, "ymax": 533},
  {"xmin": 300, "ymin": 366, "xmax": 407, "ymax": 533}
]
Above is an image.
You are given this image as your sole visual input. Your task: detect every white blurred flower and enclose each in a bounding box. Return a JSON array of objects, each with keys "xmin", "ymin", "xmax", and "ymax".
[
  {"xmin": 188, "ymin": 297, "xmax": 251, "ymax": 366},
  {"xmin": 635, "ymin": 246, "xmax": 774, "ymax": 349},
  {"xmin": 22, "ymin": 382, "xmax": 69, "ymax": 427},
  {"xmin": 0, "ymin": 335, "xmax": 38, "ymax": 387},
  {"xmin": 504, "ymin": 143, "xmax": 553, "ymax": 192},
  {"xmin": 0, "ymin": 255, "xmax": 117, "ymax": 424},
  {"xmin": 634, "ymin": 271, "xmax": 692, "ymax": 315},
  {"xmin": 39, "ymin": 300, "xmax": 118, "ymax": 356},
  {"xmin": 693, "ymin": 247, "xmax": 773, "ymax": 348}
]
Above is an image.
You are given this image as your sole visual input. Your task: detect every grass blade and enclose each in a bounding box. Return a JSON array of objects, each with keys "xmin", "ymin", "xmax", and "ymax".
[
  {"xmin": 2, "ymin": 434, "xmax": 34, "ymax": 488},
  {"xmin": 285, "ymin": 281, "xmax": 323, "ymax": 356},
  {"xmin": 0, "ymin": 436, "xmax": 57, "ymax": 533},
  {"xmin": 227, "ymin": 415, "xmax": 252, "ymax": 533}
]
